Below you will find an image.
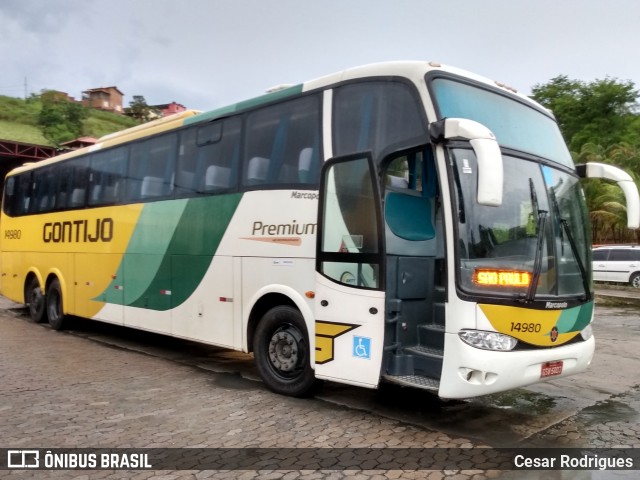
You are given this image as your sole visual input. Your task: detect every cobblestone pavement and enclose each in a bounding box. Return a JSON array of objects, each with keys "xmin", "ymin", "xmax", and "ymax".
[
  {"xmin": 0, "ymin": 308, "xmax": 502, "ymax": 480},
  {"xmin": 1, "ymin": 296, "xmax": 639, "ymax": 479},
  {"xmin": 526, "ymin": 385, "xmax": 640, "ymax": 449}
]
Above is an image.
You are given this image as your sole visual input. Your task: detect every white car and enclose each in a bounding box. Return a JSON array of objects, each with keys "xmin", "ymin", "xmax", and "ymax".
[{"xmin": 592, "ymin": 245, "xmax": 640, "ymax": 288}]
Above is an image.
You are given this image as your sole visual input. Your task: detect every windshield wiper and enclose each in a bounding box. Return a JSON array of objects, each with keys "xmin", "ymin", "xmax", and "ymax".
[
  {"xmin": 525, "ymin": 179, "xmax": 547, "ymax": 302},
  {"xmin": 526, "ymin": 210, "xmax": 548, "ymax": 302},
  {"xmin": 548, "ymin": 188, "xmax": 591, "ymax": 300}
]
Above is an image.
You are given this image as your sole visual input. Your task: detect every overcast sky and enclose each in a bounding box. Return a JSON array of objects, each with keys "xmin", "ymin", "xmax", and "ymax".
[{"xmin": 1, "ymin": 0, "xmax": 639, "ymax": 112}]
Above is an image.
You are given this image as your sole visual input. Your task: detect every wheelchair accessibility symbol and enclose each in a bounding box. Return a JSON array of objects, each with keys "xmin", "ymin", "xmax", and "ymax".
[{"xmin": 352, "ymin": 336, "xmax": 371, "ymax": 360}]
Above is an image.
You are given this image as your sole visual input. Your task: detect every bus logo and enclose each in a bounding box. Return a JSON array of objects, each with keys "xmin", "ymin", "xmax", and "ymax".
[{"xmin": 315, "ymin": 321, "xmax": 358, "ymax": 364}]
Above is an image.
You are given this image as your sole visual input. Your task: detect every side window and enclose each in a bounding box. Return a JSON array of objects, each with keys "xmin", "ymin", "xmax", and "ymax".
[
  {"xmin": 89, "ymin": 146, "xmax": 128, "ymax": 206},
  {"xmin": 384, "ymin": 149, "xmax": 438, "ymax": 242},
  {"xmin": 55, "ymin": 158, "xmax": 89, "ymax": 209},
  {"xmin": 3, "ymin": 173, "xmax": 32, "ymax": 216},
  {"xmin": 333, "ymin": 81, "xmax": 426, "ymax": 159},
  {"xmin": 2, "ymin": 176, "xmax": 17, "ymax": 216},
  {"xmin": 592, "ymin": 250, "xmax": 609, "ymax": 261},
  {"xmin": 610, "ymin": 249, "xmax": 634, "ymax": 261},
  {"xmin": 176, "ymin": 117, "xmax": 242, "ymax": 197},
  {"xmin": 386, "ymin": 153, "xmax": 424, "ymax": 192},
  {"xmin": 27, "ymin": 158, "xmax": 90, "ymax": 213},
  {"xmin": 319, "ymin": 154, "xmax": 382, "ymax": 289},
  {"xmin": 128, "ymin": 133, "xmax": 177, "ymax": 201},
  {"xmin": 31, "ymin": 167, "xmax": 56, "ymax": 213},
  {"xmin": 243, "ymin": 95, "xmax": 321, "ymax": 188}
]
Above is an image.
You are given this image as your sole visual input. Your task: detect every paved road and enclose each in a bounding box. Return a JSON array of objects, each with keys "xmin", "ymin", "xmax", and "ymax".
[
  {"xmin": 0, "ymin": 301, "xmax": 496, "ymax": 480},
  {"xmin": 1, "ymin": 292, "xmax": 639, "ymax": 479}
]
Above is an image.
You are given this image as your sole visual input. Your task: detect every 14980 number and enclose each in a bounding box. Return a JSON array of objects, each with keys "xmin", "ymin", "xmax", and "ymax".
[
  {"xmin": 4, "ymin": 229, "xmax": 21, "ymax": 239},
  {"xmin": 510, "ymin": 322, "xmax": 541, "ymax": 333}
]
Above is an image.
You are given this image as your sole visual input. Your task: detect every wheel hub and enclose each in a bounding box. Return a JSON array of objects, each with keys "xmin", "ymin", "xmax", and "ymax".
[{"xmin": 268, "ymin": 329, "xmax": 299, "ymax": 372}]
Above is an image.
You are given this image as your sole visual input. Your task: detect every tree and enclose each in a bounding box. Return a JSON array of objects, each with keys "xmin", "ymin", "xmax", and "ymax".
[
  {"xmin": 531, "ymin": 76, "xmax": 640, "ymax": 151},
  {"xmin": 577, "ymin": 142, "xmax": 640, "ymax": 244},
  {"xmin": 128, "ymin": 95, "xmax": 156, "ymax": 122},
  {"xmin": 38, "ymin": 90, "xmax": 88, "ymax": 146}
]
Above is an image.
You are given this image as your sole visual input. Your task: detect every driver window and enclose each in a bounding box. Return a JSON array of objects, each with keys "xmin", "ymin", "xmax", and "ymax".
[
  {"xmin": 386, "ymin": 154, "xmax": 422, "ymax": 193},
  {"xmin": 384, "ymin": 150, "xmax": 436, "ymax": 242}
]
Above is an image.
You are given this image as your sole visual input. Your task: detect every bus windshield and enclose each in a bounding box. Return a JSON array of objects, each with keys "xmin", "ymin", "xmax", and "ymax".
[
  {"xmin": 431, "ymin": 77, "xmax": 573, "ymax": 168},
  {"xmin": 452, "ymin": 149, "xmax": 592, "ymax": 301}
]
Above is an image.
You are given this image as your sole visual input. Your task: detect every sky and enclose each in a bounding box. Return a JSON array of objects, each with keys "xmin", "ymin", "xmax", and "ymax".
[{"xmin": 1, "ymin": 0, "xmax": 640, "ymax": 112}]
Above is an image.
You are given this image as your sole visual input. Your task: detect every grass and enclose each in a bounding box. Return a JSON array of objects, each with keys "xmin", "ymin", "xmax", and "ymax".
[
  {"xmin": 0, "ymin": 120, "xmax": 52, "ymax": 145},
  {"xmin": 0, "ymin": 94, "xmax": 139, "ymax": 145}
]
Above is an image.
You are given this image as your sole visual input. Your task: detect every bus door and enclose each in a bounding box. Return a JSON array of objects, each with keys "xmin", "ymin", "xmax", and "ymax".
[{"xmin": 314, "ymin": 153, "xmax": 385, "ymax": 388}]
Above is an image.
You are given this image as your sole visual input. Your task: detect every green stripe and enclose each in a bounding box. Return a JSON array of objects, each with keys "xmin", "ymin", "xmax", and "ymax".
[
  {"xmin": 554, "ymin": 301, "xmax": 593, "ymax": 334},
  {"xmin": 185, "ymin": 84, "xmax": 304, "ymax": 126},
  {"xmin": 97, "ymin": 193, "xmax": 243, "ymax": 310}
]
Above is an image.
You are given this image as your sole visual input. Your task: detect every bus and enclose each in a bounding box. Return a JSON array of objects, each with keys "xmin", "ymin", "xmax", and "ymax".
[{"xmin": 2, "ymin": 61, "xmax": 638, "ymax": 399}]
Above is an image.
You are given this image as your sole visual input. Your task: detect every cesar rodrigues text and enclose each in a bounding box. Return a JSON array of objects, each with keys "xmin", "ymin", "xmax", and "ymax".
[{"xmin": 515, "ymin": 453, "xmax": 634, "ymax": 470}]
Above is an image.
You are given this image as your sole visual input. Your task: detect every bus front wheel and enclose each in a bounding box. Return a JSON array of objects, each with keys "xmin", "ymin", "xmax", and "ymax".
[
  {"xmin": 253, "ymin": 306, "xmax": 315, "ymax": 397},
  {"xmin": 26, "ymin": 277, "xmax": 47, "ymax": 323},
  {"xmin": 46, "ymin": 279, "xmax": 67, "ymax": 331}
]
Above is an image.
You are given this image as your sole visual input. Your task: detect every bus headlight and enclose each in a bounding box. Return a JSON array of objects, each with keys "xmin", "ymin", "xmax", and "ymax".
[
  {"xmin": 459, "ymin": 329, "xmax": 518, "ymax": 351},
  {"xmin": 580, "ymin": 324, "xmax": 593, "ymax": 341}
]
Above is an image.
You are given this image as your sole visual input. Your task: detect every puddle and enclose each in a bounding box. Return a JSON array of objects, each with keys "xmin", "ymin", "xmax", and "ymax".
[
  {"xmin": 211, "ymin": 372, "xmax": 257, "ymax": 391},
  {"xmin": 483, "ymin": 389, "xmax": 557, "ymax": 415},
  {"xmin": 578, "ymin": 398, "xmax": 640, "ymax": 425},
  {"xmin": 319, "ymin": 382, "xmax": 563, "ymax": 446}
]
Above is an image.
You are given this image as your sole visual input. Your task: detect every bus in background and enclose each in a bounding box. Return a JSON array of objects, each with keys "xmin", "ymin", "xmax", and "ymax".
[{"xmin": 2, "ymin": 61, "xmax": 639, "ymax": 399}]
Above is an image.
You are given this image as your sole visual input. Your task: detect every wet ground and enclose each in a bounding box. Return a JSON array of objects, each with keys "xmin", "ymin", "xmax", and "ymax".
[
  {"xmin": 3, "ymin": 297, "xmax": 638, "ymax": 449},
  {"xmin": 1, "ymin": 292, "xmax": 639, "ymax": 479}
]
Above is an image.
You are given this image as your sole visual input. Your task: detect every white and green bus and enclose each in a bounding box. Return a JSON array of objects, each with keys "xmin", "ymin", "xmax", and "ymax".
[{"xmin": 2, "ymin": 61, "xmax": 638, "ymax": 398}]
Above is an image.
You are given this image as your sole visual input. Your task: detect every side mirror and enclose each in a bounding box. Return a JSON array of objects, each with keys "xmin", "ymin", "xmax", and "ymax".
[
  {"xmin": 430, "ymin": 118, "xmax": 503, "ymax": 206},
  {"xmin": 576, "ymin": 162, "xmax": 640, "ymax": 229}
]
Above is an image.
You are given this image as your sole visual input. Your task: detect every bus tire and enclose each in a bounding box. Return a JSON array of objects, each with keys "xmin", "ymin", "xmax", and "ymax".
[
  {"xmin": 253, "ymin": 305, "xmax": 315, "ymax": 397},
  {"xmin": 25, "ymin": 276, "xmax": 47, "ymax": 323},
  {"xmin": 46, "ymin": 278, "xmax": 67, "ymax": 331}
]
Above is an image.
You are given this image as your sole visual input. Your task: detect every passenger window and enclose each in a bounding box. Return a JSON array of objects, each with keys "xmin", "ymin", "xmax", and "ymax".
[
  {"xmin": 3, "ymin": 173, "xmax": 32, "ymax": 216},
  {"xmin": 243, "ymin": 95, "xmax": 321, "ymax": 188},
  {"xmin": 30, "ymin": 159, "xmax": 89, "ymax": 213},
  {"xmin": 128, "ymin": 133, "xmax": 177, "ymax": 201},
  {"xmin": 31, "ymin": 168, "xmax": 56, "ymax": 213},
  {"xmin": 89, "ymin": 146, "xmax": 128, "ymax": 206},
  {"xmin": 175, "ymin": 117, "xmax": 241, "ymax": 196},
  {"xmin": 55, "ymin": 158, "xmax": 89, "ymax": 209},
  {"xmin": 333, "ymin": 81, "xmax": 426, "ymax": 159}
]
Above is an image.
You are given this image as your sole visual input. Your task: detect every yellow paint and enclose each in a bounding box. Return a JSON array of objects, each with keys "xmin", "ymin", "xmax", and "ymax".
[
  {"xmin": 315, "ymin": 321, "xmax": 358, "ymax": 364},
  {"xmin": 0, "ymin": 204, "xmax": 143, "ymax": 317},
  {"xmin": 479, "ymin": 304, "xmax": 573, "ymax": 347}
]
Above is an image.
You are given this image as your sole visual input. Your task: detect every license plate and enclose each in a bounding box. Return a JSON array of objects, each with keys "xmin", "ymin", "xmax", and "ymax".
[{"xmin": 541, "ymin": 361, "xmax": 563, "ymax": 378}]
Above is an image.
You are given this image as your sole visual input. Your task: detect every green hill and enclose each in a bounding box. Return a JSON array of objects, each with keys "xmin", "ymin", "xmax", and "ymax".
[{"xmin": 0, "ymin": 95, "xmax": 139, "ymax": 146}]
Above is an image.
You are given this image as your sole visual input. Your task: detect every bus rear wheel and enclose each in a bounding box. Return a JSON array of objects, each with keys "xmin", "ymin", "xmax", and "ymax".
[
  {"xmin": 25, "ymin": 277, "xmax": 47, "ymax": 323},
  {"xmin": 46, "ymin": 279, "xmax": 67, "ymax": 330},
  {"xmin": 253, "ymin": 306, "xmax": 315, "ymax": 397}
]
